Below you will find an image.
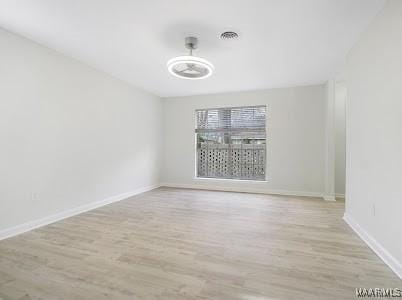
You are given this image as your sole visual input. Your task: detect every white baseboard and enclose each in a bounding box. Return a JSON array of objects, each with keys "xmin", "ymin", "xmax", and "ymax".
[
  {"xmin": 335, "ymin": 193, "xmax": 345, "ymax": 199},
  {"xmin": 343, "ymin": 213, "xmax": 402, "ymax": 279},
  {"xmin": 160, "ymin": 182, "xmax": 325, "ymax": 199},
  {"xmin": 0, "ymin": 184, "xmax": 160, "ymax": 241},
  {"xmin": 323, "ymin": 194, "xmax": 336, "ymax": 201}
]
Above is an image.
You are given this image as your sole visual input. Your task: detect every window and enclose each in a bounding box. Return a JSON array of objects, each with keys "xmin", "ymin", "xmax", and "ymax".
[{"xmin": 195, "ymin": 105, "xmax": 266, "ymax": 180}]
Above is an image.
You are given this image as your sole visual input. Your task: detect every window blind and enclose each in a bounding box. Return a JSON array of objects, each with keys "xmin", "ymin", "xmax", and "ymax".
[{"xmin": 195, "ymin": 105, "xmax": 266, "ymax": 133}]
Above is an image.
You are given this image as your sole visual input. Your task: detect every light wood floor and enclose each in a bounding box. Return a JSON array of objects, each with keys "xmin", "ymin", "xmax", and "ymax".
[{"xmin": 0, "ymin": 188, "xmax": 400, "ymax": 299}]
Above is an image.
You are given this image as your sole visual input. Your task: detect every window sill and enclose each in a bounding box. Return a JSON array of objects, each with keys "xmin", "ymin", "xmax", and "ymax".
[{"xmin": 193, "ymin": 177, "xmax": 268, "ymax": 183}]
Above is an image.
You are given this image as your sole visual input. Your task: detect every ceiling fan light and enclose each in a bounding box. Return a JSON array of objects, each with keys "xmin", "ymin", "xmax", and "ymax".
[{"xmin": 167, "ymin": 55, "xmax": 214, "ymax": 80}]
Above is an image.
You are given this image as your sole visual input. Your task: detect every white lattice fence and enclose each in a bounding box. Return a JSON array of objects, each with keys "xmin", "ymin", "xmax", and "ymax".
[{"xmin": 197, "ymin": 143, "xmax": 266, "ymax": 180}]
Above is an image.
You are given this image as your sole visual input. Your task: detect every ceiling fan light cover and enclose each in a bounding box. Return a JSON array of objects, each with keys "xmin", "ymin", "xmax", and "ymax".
[{"xmin": 167, "ymin": 55, "xmax": 214, "ymax": 80}]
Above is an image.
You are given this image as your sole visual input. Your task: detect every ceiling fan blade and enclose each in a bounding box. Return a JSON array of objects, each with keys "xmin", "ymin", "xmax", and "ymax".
[
  {"xmin": 177, "ymin": 67, "xmax": 190, "ymax": 74},
  {"xmin": 191, "ymin": 65, "xmax": 206, "ymax": 74}
]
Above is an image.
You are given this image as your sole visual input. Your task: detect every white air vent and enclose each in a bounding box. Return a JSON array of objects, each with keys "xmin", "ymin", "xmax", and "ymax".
[{"xmin": 220, "ymin": 31, "xmax": 239, "ymax": 39}]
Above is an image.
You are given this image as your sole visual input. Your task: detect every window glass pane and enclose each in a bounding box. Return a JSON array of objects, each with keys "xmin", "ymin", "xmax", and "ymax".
[{"xmin": 195, "ymin": 106, "xmax": 266, "ymax": 181}]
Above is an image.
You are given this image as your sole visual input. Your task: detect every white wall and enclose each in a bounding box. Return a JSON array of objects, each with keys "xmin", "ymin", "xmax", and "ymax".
[
  {"xmin": 335, "ymin": 82, "xmax": 346, "ymax": 196},
  {"xmin": 0, "ymin": 28, "xmax": 162, "ymax": 233},
  {"xmin": 161, "ymin": 85, "xmax": 326, "ymax": 196},
  {"xmin": 345, "ymin": 0, "xmax": 402, "ymax": 275}
]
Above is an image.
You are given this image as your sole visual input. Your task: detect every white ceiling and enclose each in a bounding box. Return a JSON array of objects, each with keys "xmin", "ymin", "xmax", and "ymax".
[{"xmin": 0, "ymin": 0, "xmax": 385, "ymax": 97}]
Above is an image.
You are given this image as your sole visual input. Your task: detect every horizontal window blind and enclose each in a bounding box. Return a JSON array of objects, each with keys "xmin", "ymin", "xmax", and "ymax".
[
  {"xmin": 196, "ymin": 106, "xmax": 266, "ymax": 133},
  {"xmin": 195, "ymin": 105, "xmax": 267, "ymax": 181}
]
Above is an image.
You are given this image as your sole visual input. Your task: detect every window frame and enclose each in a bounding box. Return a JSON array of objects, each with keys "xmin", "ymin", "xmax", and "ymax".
[{"xmin": 194, "ymin": 105, "xmax": 268, "ymax": 182}]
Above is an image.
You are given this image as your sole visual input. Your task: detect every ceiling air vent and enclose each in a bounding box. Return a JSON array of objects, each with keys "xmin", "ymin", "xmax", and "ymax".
[{"xmin": 220, "ymin": 31, "xmax": 239, "ymax": 39}]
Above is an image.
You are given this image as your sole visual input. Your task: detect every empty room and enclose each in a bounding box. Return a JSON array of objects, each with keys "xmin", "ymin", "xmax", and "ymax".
[{"xmin": 0, "ymin": 0, "xmax": 401, "ymax": 299}]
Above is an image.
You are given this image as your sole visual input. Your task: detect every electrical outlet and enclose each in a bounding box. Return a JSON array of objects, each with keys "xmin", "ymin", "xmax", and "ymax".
[
  {"xmin": 31, "ymin": 192, "xmax": 38, "ymax": 201},
  {"xmin": 372, "ymin": 203, "xmax": 376, "ymax": 217}
]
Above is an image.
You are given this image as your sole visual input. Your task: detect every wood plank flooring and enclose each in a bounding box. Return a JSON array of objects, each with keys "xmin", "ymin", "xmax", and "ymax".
[{"xmin": 0, "ymin": 187, "xmax": 400, "ymax": 299}]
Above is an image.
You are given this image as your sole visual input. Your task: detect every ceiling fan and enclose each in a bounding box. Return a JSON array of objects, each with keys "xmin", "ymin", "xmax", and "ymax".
[{"xmin": 167, "ymin": 37, "xmax": 214, "ymax": 80}]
